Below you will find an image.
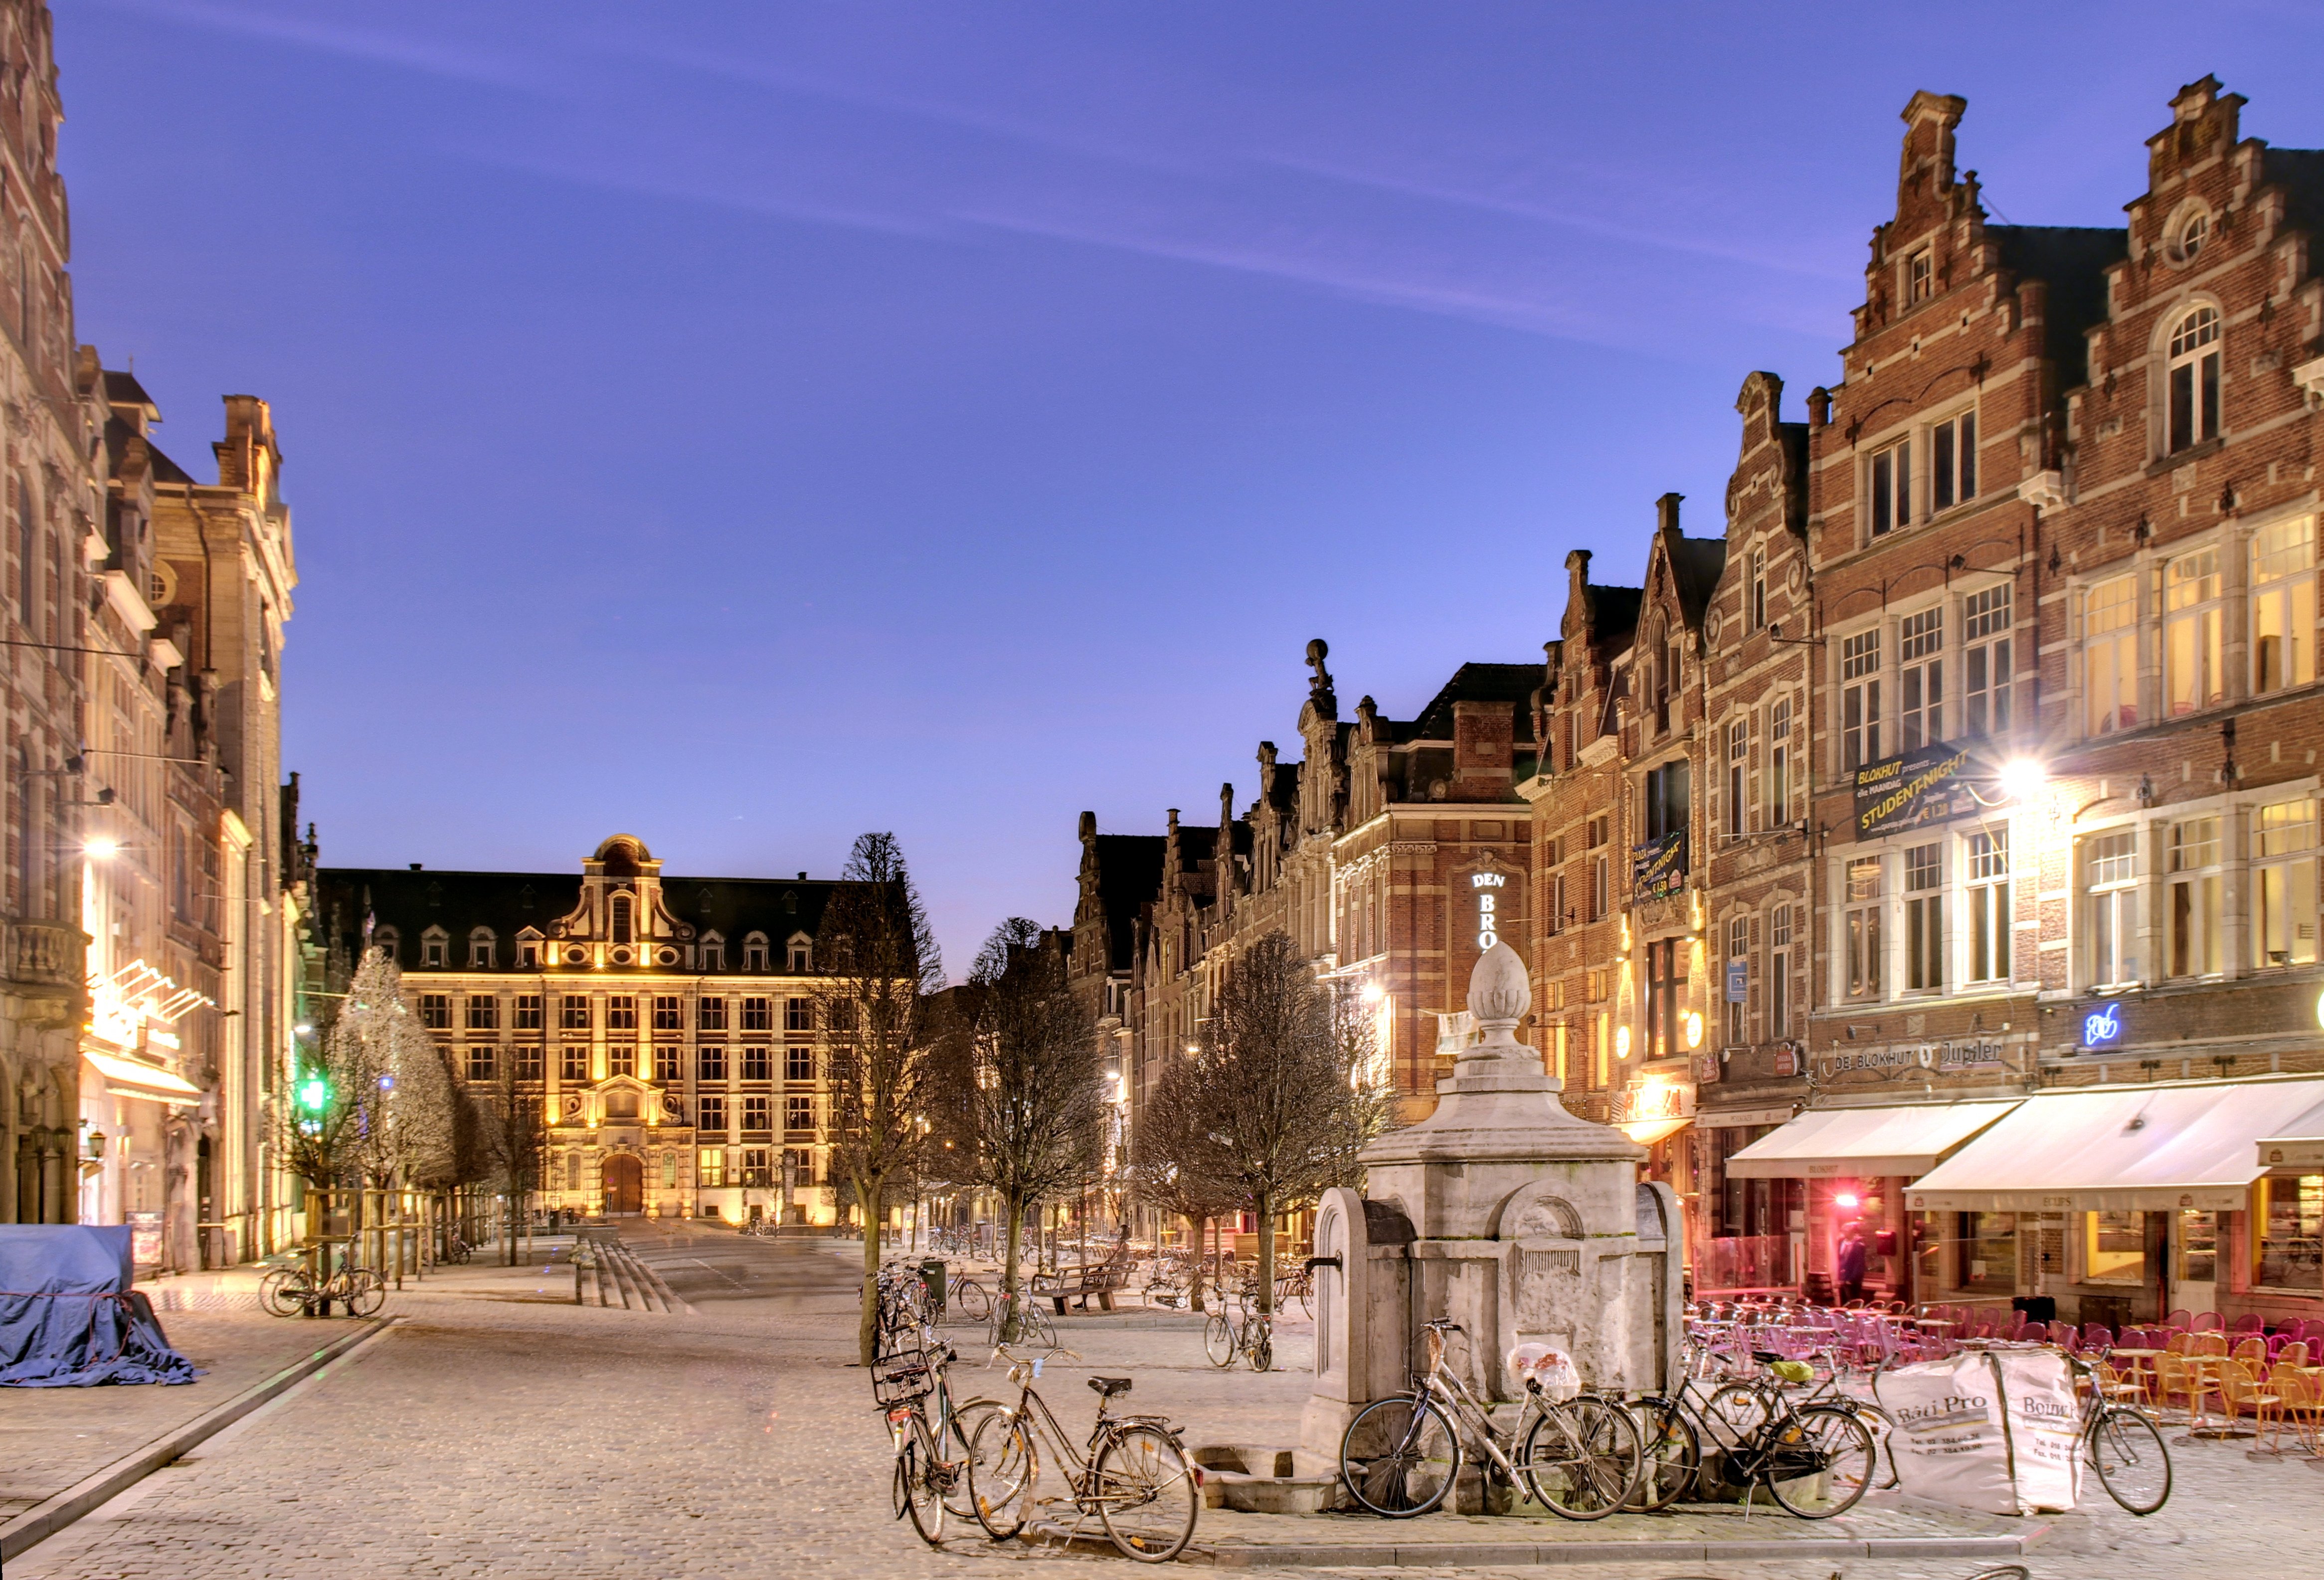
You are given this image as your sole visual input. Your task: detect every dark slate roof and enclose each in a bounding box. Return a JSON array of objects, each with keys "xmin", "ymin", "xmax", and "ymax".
[
  {"xmin": 2263, "ymin": 149, "xmax": 2324, "ymax": 248},
  {"xmin": 1090, "ymin": 834, "xmax": 1165, "ymax": 971},
  {"xmin": 1989, "ymin": 224, "xmax": 2129, "ymax": 371},
  {"xmin": 1670, "ymin": 537, "xmax": 1729, "ymax": 632},
  {"xmin": 1172, "ymin": 825, "xmax": 1219, "ymax": 866},
  {"xmin": 147, "ymin": 441, "xmax": 196, "ymax": 485},
  {"xmin": 314, "ymin": 866, "xmax": 835, "ymax": 973},
  {"xmin": 1587, "ymin": 584, "xmax": 1643, "ymax": 648},
  {"xmin": 102, "ymin": 369, "xmax": 158, "ymax": 414},
  {"xmin": 1408, "ymin": 662, "xmax": 1545, "ymax": 743}
]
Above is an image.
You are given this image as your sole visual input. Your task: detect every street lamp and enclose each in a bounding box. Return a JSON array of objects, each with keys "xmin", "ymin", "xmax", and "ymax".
[
  {"xmin": 1996, "ymin": 759, "xmax": 2047, "ymax": 805},
  {"xmin": 84, "ymin": 836, "xmax": 119, "ymax": 861}
]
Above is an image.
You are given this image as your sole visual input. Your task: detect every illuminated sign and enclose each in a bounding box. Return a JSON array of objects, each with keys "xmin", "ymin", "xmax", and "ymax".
[
  {"xmin": 2081, "ymin": 1001, "xmax": 2124, "ymax": 1049},
  {"xmin": 1471, "ymin": 872, "xmax": 1506, "ymax": 951}
]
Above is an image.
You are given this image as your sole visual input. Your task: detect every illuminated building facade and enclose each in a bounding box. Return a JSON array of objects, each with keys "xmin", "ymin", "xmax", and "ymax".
[{"xmin": 317, "ymin": 837, "xmax": 848, "ymax": 1226}]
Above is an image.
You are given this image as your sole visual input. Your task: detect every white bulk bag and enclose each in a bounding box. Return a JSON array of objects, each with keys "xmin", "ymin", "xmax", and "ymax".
[
  {"xmin": 1874, "ymin": 1349, "xmax": 2081, "ymax": 1515},
  {"xmin": 1507, "ymin": 1342, "xmax": 1581, "ymax": 1402}
]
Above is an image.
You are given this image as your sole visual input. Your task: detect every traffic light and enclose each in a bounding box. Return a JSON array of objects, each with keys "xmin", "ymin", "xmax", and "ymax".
[{"xmin": 296, "ymin": 1072, "xmax": 330, "ymax": 1115}]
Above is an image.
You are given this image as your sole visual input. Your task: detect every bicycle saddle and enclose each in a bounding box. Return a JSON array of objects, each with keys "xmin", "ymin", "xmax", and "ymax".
[
  {"xmin": 1751, "ymin": 1350, "xmax": 1786, "ymax": 1365},
  {"xmin": 1087, "ymin": 1376, "xmax": 1133, "ymax": 1398}
]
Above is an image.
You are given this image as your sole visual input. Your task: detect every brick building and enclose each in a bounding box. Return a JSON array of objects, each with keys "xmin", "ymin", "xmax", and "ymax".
[{"xmin": 1518, "ymin": 79, "xmax": 2324, "ymax": 1331}]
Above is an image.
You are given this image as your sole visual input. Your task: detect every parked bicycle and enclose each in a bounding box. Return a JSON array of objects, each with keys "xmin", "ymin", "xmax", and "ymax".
[
  {"xmin": 1203, "ymin": 1293, "xmax": 1273, "ymax": 1372},
  {"xmin": 987, "ymin": 1286, "xmax": 1058, "ymax": 1350},
  {"xmin": 1626, "ymin": 1336, "xmax": 1897, "ymax": 1512},
  {"xmin": 1668, "ymin": 1348, "xmax": 1880, "ymax": 1518},
  {"xmin": 1338, "ymin": 1319, "xmax": 1642, "ymax": 1519},
  {"xmin": 968, "ymin": 1345, "xmax": 1201, "ymax": 1562},
  {"xmin": 2067, "ymin": 1353, "xmax": 2171, "ymax": 1515},
  {"xmin": 442, "ymin": 1229, "xmax": 473, "ymax": 1265},
  {"xmin": 873, "ymin": 1337, "xmax": 1007, "ymax": 1546},
  {"xmin": 261, "ymin": 1257, "xmax": 385, "ymax": 1318}
]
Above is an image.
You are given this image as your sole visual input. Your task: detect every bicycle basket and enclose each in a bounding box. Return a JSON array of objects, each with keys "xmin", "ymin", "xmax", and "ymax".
[{"xmin": 872, "ymin": 1361, "xmax": 934, "ymax": 1407}]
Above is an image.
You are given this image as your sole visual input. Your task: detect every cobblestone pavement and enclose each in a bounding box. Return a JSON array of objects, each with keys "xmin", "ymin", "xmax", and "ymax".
[
  {"xmin": 0, "ymin": 1298, "xmax": 367, "ymax": 1522},
  {"xmin": 10, "ymin": 1230, "xmax": 2322, "ymax": 1578}
]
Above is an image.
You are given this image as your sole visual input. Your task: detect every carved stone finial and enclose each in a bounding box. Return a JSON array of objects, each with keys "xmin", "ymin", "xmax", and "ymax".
[
  {"xmin": 1466, "ymin": 940, "xmax": 1531, "ymax": 1028},
  {"xmin": 1305, "ymin": 637, "xmax": 1332, "ymax": 697}
]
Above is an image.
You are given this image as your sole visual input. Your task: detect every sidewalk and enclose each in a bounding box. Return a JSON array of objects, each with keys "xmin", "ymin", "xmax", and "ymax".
[{"xmin": 0, "ymin": 1280, "xmax": 376, "ymax": 1525}]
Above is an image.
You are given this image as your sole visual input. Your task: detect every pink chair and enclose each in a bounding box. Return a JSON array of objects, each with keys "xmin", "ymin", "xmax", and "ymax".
[
  {"xmin": 2084, "ymin": 1324, "xmax": 2114, "ymax": 1352},
  {"xmin": 2233, "ymin": 1313, "xmax": 2265, "ymax": 1335},
  {"xmin": 2019, "ymin": 1321, "xmax": 2047, "ymax": 1343},
  {"xmin": 2304, "ymin": 1319, "xmax": 2324, "ymax": 1344},
  {"xmin": 2167, "ymin": 1308, "xmax": 2192, "ymax": 1331}
]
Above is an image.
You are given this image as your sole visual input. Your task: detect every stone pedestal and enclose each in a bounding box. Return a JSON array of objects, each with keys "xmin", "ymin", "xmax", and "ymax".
[{"xmin": 1301, "ymin": 941, "xmax": 1682, "ymax": 1476}]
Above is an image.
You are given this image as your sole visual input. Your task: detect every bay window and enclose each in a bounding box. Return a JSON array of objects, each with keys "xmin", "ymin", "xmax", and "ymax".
[
  {"xmin": 2253, "ymin": 798, "xmax": 2318, "ymax": 968},
  {"xmin": 2167, "ymin": 817, "xmax": 2222, "ymax": 979},
  {"xmin": 2165, "ymin": 547, "xmax": 2222, "ymax": 717},
  {"xmin": 2251, "ymin": 515, "xmax": 2317, "ymax": 696}
]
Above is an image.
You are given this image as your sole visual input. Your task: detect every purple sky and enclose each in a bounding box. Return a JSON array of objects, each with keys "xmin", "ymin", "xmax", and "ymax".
[{"xmin": 56, "ymin": 2, "xmax": 2324, "ymax": 973}]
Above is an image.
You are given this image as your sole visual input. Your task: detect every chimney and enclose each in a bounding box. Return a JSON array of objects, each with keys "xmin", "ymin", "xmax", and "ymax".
[{"xmin": 1656, "ymin": 492, "xmax": 1683, "ymax": 537}]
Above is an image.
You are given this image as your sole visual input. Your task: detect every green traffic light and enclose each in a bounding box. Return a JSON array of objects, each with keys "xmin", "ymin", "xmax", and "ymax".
[{"xmin": 297, "ymin": 1074, "xmax": 330, "ymax": 1114}]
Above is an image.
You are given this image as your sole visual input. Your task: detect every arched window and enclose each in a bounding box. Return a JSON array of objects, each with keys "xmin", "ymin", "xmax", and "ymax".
[
  {"xmin": 469, "ymin": 927, "xmax": 496, "ymax": 968},
  {"xmin": 373, "ymin": 925, "xmax": 399, "ymax": 963},
  {"xmin": 610, "ymin": 894, "xmax": 632, "ymax": 944},
  {"xmin": 2167, "ymin": 306, "xmax": 2221, "ymax": 453}
]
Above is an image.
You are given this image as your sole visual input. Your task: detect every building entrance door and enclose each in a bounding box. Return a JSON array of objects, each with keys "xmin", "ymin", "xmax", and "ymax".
[{"xmin": 603, "ymin": 1154, "xmax": 643, "ymax": 1216}]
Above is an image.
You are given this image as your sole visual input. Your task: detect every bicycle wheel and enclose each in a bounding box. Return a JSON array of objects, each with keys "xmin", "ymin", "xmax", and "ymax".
[
  {"xmin": 1622, "ymin": 1396, "xmax": 1700, "ymax": 1512},
  {"xmin": 1203, "ymin": 1313, "xmax": 1236, "ymax": 1368},
  {"xmin": 1094, "ymin": 1422, "xmax": 1200, "ymax": 1563},
  {"xmin": 954, "ymin": 1278, "xmax": 991, "ymax": 1322},
  {"xmin": 347, "ymin": 1270, "xmax": 386, "ymax": 1317},
  {"xmin": 898, "ymin": 1429, "xmax": 946, "ymax": 1546},
  {"xmin": 967, "ymin": 1413, "xmax": 1037, "ymax": 1540},
  {"xmin": 1848, "ymin": 1400, "xmax": 1902, "ymax": 1490},
  {"xmin": 1764, "ymin": 1405, "xmax": 1876, "ymax": 1519},
  {"xmin": 2087, "ymin": 1406, "xmax": 2170, "ymax": 1515},
  {"xmin": 1703, "ymin": 1382, "xmax": 1774, "ymax": 1456},
  {"xmin": 1520, "ymin": 1396, "xmax": 1640, "ymax": 1520},
  {"xmin": 1339, "ymin": 1393, "xmax": 1460, "ymax": 1518},
  {"xmin": 1251, "ymin": 1329, "xmax": 1273, "ymax": 1373},
  {"xmin": 940, "ymin": 1399, "xmax": 1003, "ymax": 1520},
  {"xmin": 259, "ymin": 1268, "xmax": 307, "ymax": 1318}
]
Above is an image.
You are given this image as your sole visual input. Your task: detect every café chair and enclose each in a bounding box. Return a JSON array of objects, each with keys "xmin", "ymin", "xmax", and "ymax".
[{"xmin": 2218, "ymin": 1358, "xmax": 2283, "ymax": 1435}]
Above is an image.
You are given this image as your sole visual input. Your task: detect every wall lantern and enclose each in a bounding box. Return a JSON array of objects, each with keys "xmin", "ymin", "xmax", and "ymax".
[
  {"xmin": 1683, "ymin": 1011, "xmax": 1704, "ymax": 1050},
  {"xmin": 1615, "ymin": 1025, "xmax": 1633, "ymax": 1060}
]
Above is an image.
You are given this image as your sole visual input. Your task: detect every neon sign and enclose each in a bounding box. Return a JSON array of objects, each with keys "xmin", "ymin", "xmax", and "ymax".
[
  {"xmin": 2081, "ymin": 1001, "xmax": 2123, "ymax": 1049},
  {"xmin": 1471, "ymin": 872, "xmax": 1505, "ymax": 951}
]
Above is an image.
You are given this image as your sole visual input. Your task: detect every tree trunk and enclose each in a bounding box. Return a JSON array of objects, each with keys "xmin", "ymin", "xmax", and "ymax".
[
  {"xmin": 856, "ymin": 1171, "xmax": 886, "ymax": 1366},
  {"xmin": 1188, "ymin": 1213, "xmax": 1208, "ymax": 1315},
  {"xmin": 1256, "ymin": 1193, "xmax": 1275, "ymax": 1317},
  {"xmin": 1001, "ymin": 1189, "xmax": 1024, "ymax": 1304}
]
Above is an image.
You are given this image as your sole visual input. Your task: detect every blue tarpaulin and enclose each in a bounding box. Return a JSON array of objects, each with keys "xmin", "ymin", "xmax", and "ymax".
[{"xmin": 0, "ymin": 1224, "xmax": 199, "ymax": 1386}]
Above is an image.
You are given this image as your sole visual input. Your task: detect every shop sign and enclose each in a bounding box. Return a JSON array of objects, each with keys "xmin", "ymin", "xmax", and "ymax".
[
  {"xmin": 1932, "ymin": 1039, "xmax": 2007, "ymax": 1068},
  {"xmin": 1611, "ymin": 1080, "xmax": 1695, "ymax": 1125},
  {"xmin": 1471, "ymin": 872, "xmax": 1505, "ymax": 951},
  {"xmin": 2081, "ymin": 1001, "xmax": 2125, "ymax": 1050},
  {"xmin": 1774, "ymin": 1042, "xmax": 1800, "ymax": 1076},
  {"xmin": 1696, "ymin": 1052, "xmax": 1722, "ymax": 1084},
  {"xmin": 1822, "ymin": 1046, "xmax": 1924, "ymax": 1075},
  {"xmin": 1631, "ymin": 831, "xmax": 1686, "ymax": 901},
  {"xmin": 1852, "ymin": 742, "xmax": 1986, "ymax": 838},
  {"xmin": 1726, "ymin": 960, "xmax": 1747, "ymax": 1003}
]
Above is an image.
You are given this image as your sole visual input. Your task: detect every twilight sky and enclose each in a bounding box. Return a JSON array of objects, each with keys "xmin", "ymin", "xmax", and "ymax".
[{"xmin": 54, "ymin": 1, "xmax": 2324, "ymax": 973}]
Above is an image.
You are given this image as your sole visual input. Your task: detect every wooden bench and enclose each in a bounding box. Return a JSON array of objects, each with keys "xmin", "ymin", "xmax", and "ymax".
[{"xmin": 1032, "ymin": 1257, "xmax": 1134, "ymax": 1314}]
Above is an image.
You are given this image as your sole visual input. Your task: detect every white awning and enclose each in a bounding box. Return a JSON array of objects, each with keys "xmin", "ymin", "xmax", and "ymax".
[
  {"xmin": 1908, "ymin": 1079, "xmax": 2324, "ymax": 1213},
  {"xmin": 84, "ymin": 1049, "xmax": 203, "ymax": 1108},
  {"xmin": 2257, "ymin": 1094, "xmax": 2324, "ymax": 1171},
  {"xmin": 1726, "ymin": 1101, "xmax": 2021, "ymax": 1180}
]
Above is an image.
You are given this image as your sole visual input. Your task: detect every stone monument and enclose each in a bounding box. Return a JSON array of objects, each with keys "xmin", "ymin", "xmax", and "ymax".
[{"xmin": 1301, "ymin": 939, "xmax": 1681, "ymax": 1472}]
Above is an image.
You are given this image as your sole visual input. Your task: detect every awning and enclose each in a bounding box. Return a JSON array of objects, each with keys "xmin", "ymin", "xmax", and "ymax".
[
  {"xmin": 1907, "ymin": 1078, "xmax": 2324, "ymax": 1213},
  {"xmin": 1726, "ymin": 1101, "xmax": 2021, "ymax": 1180},
  {"xmin": 2257, "ymin": 1094, "xmax": 2324, "ymax": 1171},
  {"xmin": 1621, "ymin": 1118, "xmax": 1690, "ymax": 1146},
  {"xmin": 83, "ymin": 1049, "xmax": 203, "ymax": 1108}
]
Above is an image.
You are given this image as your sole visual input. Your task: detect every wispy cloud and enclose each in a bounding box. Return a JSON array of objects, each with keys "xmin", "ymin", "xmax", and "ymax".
[{"xmin": 88, "ymin": 0, "xmax": 549, "ymax": 91}]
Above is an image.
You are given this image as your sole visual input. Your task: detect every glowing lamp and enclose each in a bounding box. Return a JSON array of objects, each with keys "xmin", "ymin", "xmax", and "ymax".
[
  {"xmin": 1683, "ymin": 1011, "xmax": 1703, "ymax": 1050},
  {"xmin": 84, "ymin": 837, "xmax": 119, "ymax": 860},
  {"xmin": 1997, "ymin": 759, "xmax": 2047, "ymax": 804},
  {"xmin": 1834, "ymin": 1192, "xmax": 1861, "ymax": 1210},
  {"xmin": 1615, "ymin": 1025, "xmax": 1633, "ymax": 1060},
  {"xmin": 1360, "ymin": 981, "xmax": 1386, "ymax": 1004}
]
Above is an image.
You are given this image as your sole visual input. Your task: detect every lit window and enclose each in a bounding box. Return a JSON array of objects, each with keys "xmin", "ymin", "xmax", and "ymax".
[
  {"xmin": 2252, "ymin": 516, "xmax": 2317, "ymax": 697},
  {"xmin": 1900, "ymin": 607, "xmax": 1944, "ymax": 750},
  {"xmin": 1869, "ymin": 439, "xmax": 1910, "ymax": 537},
  {"xmin": 2087, "ymin": 831, "xmax": 2140, "ymax": 988},
  {"xmin": 2166, "ymin": 548, "xmax": 2223, "ymax": 716},
  {"xmin": 2255, "ymin": 800, "xmax": 2318, "ymax": 969},
  {"xmin": 1963, "ymin": 584, "xmax": 2011, "ymax": 738},
  {"xmin": 1767, "ymin": 698, "xmax": 1792, "ymax": 828},
  {"xmin": 420, "ymin": 994, "xmax": 451, "ymax": 1030},
  {"xmin": 466, "ymin": 994, "xmax": 497, "ymax": 1031},
  {"xmin": 1966, "ymin": 829, "xmax": 2009, "ymax": 984},
  {"xmin": 698, "ymin": 1148, "xmax": 725, "ymax": 1189},
  {"xmin": 1904, "ymin": 843, "xmax": 1943, "ymax": 992},
  {"xmin": 2085, "ymin": 575, "xmax": 2139, "ymax": 736},
  {"xmin": 2166, "ymin": 306, "xmax": 2221, "ymax": 453},
  {"xmin": 1725, "ymin": 719, "xmax": 1748, "ymax": 839},
  {"xmin": 1844, "ymin": 859, "xmax": 1882, "ymax": 1000},
  {"xmin": 1841, "ymin": 628, "xmax": 1881, "ymax": 769},
  {"xmin": 2168, "ymin": 818, "xmax": 2222, "ymax": 979}
]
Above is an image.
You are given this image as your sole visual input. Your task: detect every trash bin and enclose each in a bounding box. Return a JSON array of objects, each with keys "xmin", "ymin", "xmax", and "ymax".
[
  {"xmin": 920, "ymin": 1258, "xmax": 947, "ymax": 1320},
  {"xmin": 2010, "ymin": 1294, "xmax": 2057, "ymax": 1325}
]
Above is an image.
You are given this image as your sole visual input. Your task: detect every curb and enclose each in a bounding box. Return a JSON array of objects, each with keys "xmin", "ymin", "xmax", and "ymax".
[
  {"xmin": 1197, "ymin": 1523, "xmax": 2052, "ymax": 1569},
  {"xmin": 0, "ymin": 1315, "xmax": 395, "ymax": 1562}
]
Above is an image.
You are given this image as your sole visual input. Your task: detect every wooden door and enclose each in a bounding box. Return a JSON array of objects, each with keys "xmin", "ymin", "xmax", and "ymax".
[{"xmin": 602, "ymin": 1154, "xmax": 643, "ymax": 1216}]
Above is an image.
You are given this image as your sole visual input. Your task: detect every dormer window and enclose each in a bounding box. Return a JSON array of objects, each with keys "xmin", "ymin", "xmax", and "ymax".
[
  {"xmin": 700, "ymin": 931, "xmax": 724, "ymax": 971},
  {"xmin": 743, "ymin": 932, "xmax": 769, "ymax": 972},
  {"xmin": 519, "ymin": 941, "xmax": 538, "ymax": 969},
  {"xmin": 469, "ymin": 928, "xmax": 496, "ymax": 969},
  {"xmin": 610, "ymin": 893, "xmax": 633, "ymax": 945},
  {"xmin": 373, "ymin": 926, "xmax": 399, "ymax": 963},
  {"xmin": 421, "ymin": 927, "xmax": 448, "ymax": 968},
  {"xmin": 788, "ymin": 933, "xmax": 813, "ymax": 972}
]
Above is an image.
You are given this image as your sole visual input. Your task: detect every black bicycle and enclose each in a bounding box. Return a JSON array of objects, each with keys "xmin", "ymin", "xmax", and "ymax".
[{"xmin": 1628, "ymin": 1344, "xmax": 1898, "ymax": 1513}]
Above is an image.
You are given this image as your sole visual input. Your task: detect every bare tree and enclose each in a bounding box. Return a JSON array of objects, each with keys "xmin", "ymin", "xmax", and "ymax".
[
  {"xmin": 817, "ymin": 831, "xmax": 944, "ymax": 1366},
  {"xmin": 932, "ymin": 918, "xmax": 1104, "ymax": 1336},
  {"xmin": 1182, "ymin": 930, "xmax": 1396, "ymax": 1315},
  {"xmin": 474, "ymin": 1053, "xmax": 549, "ymax": 1265},
  {"xmin": 1128, "ymin": 1051, "xmax": 1242, "ymax": 1315}
]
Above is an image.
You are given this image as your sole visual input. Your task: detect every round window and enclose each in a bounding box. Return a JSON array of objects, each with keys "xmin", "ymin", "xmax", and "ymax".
[{"xmin": 611, "ymin": 946, "xmax": 632, "ymax": 965}]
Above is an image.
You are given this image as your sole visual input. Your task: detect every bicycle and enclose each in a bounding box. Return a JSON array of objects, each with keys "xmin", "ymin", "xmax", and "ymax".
[
  {"xmin": 1627, "ymin": 1337, "xmax": 1897, "ymax": 1512},
  {"xmin": 1680, "ymin": 1350, "xmax": 1879, "ymax": 1518},
  {"xmin": 2067, "ymin": 1353, "xmax": 2171, "ymax": 1515},
  {"xmin": 1338, "ymin": 1319, "xmax": 1643, "ymax": 1520},
  {"xmin": 1203, "ymin": 1294, "xmax": 1273, "ymax": 1372},
  {"xmin": 874, "ymin": 1338, "xmax": 1008, "ymax": 1546},
  {"xmin": 967, "ymin": 1345, "xmax": 1201, "ymax": 1562},
  {"xmin": 442, "ymin": 1229, "xmax": 474, "ymax": 1265},
  {"xmin": 261, "ymin": 1257, "xmax": 385, "ymax": 1318},
  {"xmin": 987, "ymin": 1286, "xmax": 1058, "ymax": 1350},
  {"xmin": 942, "ymin": 1270, "xmax": 992, "ymax": 1323}
]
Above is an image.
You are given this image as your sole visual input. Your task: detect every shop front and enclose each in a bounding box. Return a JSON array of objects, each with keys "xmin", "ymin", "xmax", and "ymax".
[
  {"xmin": 1906, "ymin": 1077, "xmax": 2324, "ymax": 1328},
  {"xmin": 1725, "ymin": 1100, "xmax": 2021, "ymax": 1305}
]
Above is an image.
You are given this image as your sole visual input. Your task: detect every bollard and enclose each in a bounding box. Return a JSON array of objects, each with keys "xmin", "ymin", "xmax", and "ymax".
[{"xmin": 575, "ymin": 1260, "xmax": 584, "ymax": 1304}]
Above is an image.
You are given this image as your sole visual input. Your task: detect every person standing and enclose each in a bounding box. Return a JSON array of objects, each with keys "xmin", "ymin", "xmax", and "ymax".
[{"xmin": 1837, "ymin": 1223, "xmax": 1870, "ymax": 1306}]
